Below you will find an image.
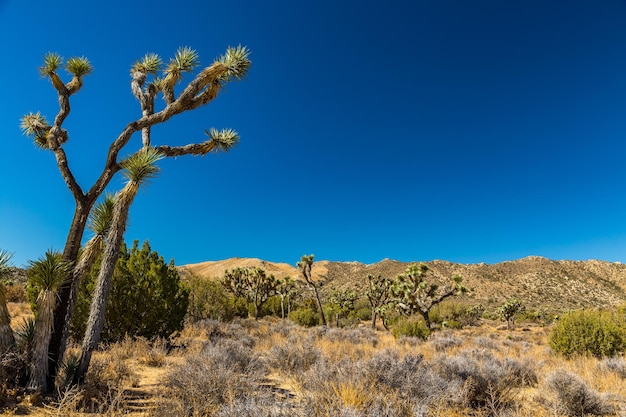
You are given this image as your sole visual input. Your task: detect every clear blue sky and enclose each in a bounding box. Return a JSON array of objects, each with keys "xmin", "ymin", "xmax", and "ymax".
[{"xmin": 2, "ymin": 0, "xmax": 626, "ymax": 267}]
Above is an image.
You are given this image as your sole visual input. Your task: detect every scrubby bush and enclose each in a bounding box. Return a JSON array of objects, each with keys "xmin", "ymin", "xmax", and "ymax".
[
  {"xmin": 289, "ymin": 307, "xmax": 320, "ymax": 327},
  {"xmin": 598, "ymin": 356, "xmax": 626, "ymax": 379},
  {"xmin": 391, "ymin": 316, "xmax": 430, "ymax": 341},
  {"xmin": 353, "ymin": 298, "xmax": 372, "ymax": 322},
  {"xmin": 268, "ymin": 334, "xmax": 321, "ymax": 376},
  {"xmin": 549, "ymin": 309, "xmax": 625, "ymax": 358},
  {"xmin": 186, "ymin": 276, "xmax": 239, "ymax": 322},
  {"xmin": 545, "ymin": 369, "xmax": 612, "ymax": 416},
  {"xmin": 154, "ymin": 337, "xmax": 264, "ymax": 416},
  {"xmin": 435, "ymin": 349, "xmax": 537, "ymax": 410}
]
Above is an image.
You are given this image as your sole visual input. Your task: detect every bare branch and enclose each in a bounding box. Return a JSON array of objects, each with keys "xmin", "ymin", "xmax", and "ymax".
[{"xmin": 155, "ymin": 141, "xmax": 217, "ymax": 157}]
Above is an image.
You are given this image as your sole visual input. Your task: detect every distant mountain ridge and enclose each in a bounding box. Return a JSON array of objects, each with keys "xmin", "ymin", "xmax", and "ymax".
[{"xmin": 181, "ymin": 256, "xmax": 626, "ymax": 312}]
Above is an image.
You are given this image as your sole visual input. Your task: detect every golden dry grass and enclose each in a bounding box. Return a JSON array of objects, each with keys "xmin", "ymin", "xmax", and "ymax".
[{"xmin": 3, "ymin": 303, "xmax": 626, "ymax": 416}]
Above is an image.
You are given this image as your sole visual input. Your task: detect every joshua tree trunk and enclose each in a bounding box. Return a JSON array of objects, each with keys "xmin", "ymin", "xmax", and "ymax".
[
  {"xmin": 28, "ymin": 290, "xmax": 56, "ymax": 392},
  {"xmin": 311, "ymin": 284, "xmax": 327, "ymax": 326},
  {"xmin": 371, "ymin": 307, "xmax": 377, "ymax": 330},
  {"xmin": 74, "ymin": 204, "xmax": 128, "ymax": 384},
  {"xmin": 0, "ymin": 286, "xmax": 15, "ymax": 352},
  {"xmin": 280, "ymin": 294, "xmax": 285, "ymax": 319},
  {"xmin": 47, "ymin": 202, "xmax": 92, "ymax": 389}
]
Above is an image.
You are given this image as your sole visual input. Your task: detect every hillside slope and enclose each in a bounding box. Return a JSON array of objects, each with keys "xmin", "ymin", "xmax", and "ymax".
[{"xmin": 181, "ymin": 256, "xmax": 626, "ymax": 312}]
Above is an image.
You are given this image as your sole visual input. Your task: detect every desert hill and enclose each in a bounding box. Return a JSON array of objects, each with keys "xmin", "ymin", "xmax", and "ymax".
[{"xmin": 181, "ymin": 256, "xmax": 626, "ymax": 312}]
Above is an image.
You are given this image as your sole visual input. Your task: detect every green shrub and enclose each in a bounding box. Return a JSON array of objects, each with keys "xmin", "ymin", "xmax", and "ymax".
[
  {"xmin": 186, "ymin": 277, "xmax": 238, "ymax": 323},
  {"xmin": 289, "ymin": 307, "xmax": 319, "ymax": 327},
  {"xmin": 391, "ymin": 316, "xmax": 430, "ymax": 340},
  {"xmin": 353, "ymin": 297, "xmax": 372, "ymax": 321},
  {"xmin": 549, "ymin": 309, "xmax": 625, "ymax": 358},
  {"xmin": 71, "ymin": 240, "xmax": 189, "ymax": 343},
  {"xmin": 429, "ymin": 300, "xmax": 467, "ymax": 327}
]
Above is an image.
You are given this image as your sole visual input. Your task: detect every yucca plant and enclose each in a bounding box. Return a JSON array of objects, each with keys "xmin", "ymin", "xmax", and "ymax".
[
  {"xmin": 0, "ymin": 249, "xmax": 16, "ymax": 352},
  {"xmin": 27, "ymin": 250, "xmax": 73, "ymax": 392},
  {"xmin": 74, "ymin": 148, "xmax": 162, "ymax": 384},
  {"xmin": 15, "ymin": 317, "xmax": 35, "ymax": 356}
]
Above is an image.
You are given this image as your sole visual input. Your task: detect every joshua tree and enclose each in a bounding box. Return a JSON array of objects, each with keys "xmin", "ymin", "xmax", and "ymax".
[
  {"xmin": 391, "ymin": 263, "xmax": 465, "ymax": 330},
  {"xmin": 365, "ymin": 273, "xmax": 393, "ymax": 330},
  {"xmin": 26, "ymin": 251, "xmax": 72, "ymax": 392},
  {"xmin": 222, "ymin": 267, "xmax": 279, "ymax": 319},
  {"xmin": 0, "ymin": 250, "xmax": 15, "ymax": 352},
  {"xmin": 498, "ymin": 298, "xmax": 524, "ymax": 330},
  {"xmin": 74, "ymin": 148, "xmax": 164, "ymax": 384},
  {"xmin": 329, "ymin": 289, "xmax": 358, "ymax": 327},
  {"xmin": 297, "ymin": 254, "xmax": 327, "ymax": 326},
  {"xmin": 276, "ymin": 276, "xmax": 298, "ymax": 319},
  {"xmin": 20, "ymin": 45, "xmax": 250, "ymax": 389}
]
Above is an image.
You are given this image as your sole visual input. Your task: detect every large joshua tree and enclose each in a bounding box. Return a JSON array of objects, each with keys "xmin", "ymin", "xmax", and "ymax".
[
  {"xmin": 297, "ymin": 254, "xmax": 327, "ymax": 326},
  {"xmin": 392, "ymin": 263, "xmax": 466, "ymax": 330},
  {"xmin": 20, "ymin": 45, "xmax": 250, "ymax": 389},
  {"xmin": 27, "ymin": 251, "xmax": 73, "ymax": 392},
  {"xmin": 0, "ymin": 250, "xmax": 15, "ymax": 352},
  {"xmin": 74, "ymin": 148, "xmax": 162, "ymax": 384}
]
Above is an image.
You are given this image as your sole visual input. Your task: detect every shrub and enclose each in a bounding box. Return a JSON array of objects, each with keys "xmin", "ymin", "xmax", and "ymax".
[
  {"xmin": 545, "ymin": 369, "xmax": 612, "ymax": 416},
  {"xmin": 598, "ymin": 356, "xmax": 626, "ymax": 379},
  {"xmin": 289, "ymin": 307, "xmax": 320, "ymax": 327},
  {"xmin": 154, "ymin": 337, "xmax": 264, "ymax": 416},
  {"xmin": 1, "ymin": 282, "xmax": 26, "ymax": 303},
  {"xmin": 186, "ymin": 276, "xmax": 238, "ymax": 322},
  {"xmin": 268, "ymin": 334, "xmax": 321, "ymax": 376},
  {"xmin": 353, "ymin": 298, "xmax": 372, "ymax": 322},
  {"xmin": 391, "ymin": 316, "xmax": 430, "ymax": 341},
  {"xmin": 71, "ymin": 241, "xmax": 189, "ymax": 343},
  {"xmin": 549, "ymin": 309, "xmax": 625, "ymax": 358},
  {"xmin": 435, "ymin": 349, "xmax": 537, "ymax": 410}
]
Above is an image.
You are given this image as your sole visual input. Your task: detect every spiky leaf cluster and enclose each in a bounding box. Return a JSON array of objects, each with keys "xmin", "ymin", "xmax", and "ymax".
[
  {"xmin": 205, "ymin": 128, "xmax": 239, "ymax": 152},
  {"xmin": 120, "ymin": 147, "xmax": 162, "ymax": 184},
  {"xmin": 27, "ymin": 250, "xmax": 73, "ymax": 293},
  {"xmin": 133, "ymin": 53, "xmax": 163, "ymax": 74},
  {"xmin": 39, "ymin": 53, "xmax": 63, "ymax": 77},
  {"xmin": 87, "ymin": 194, "xmax": 115, "ymax": 237},
  {"xmin": 20, "ymin": 112, "xmax": 51, "ymax": 149},
  {"xmin": 217, "ymin": 45, "xmax": 251, "ymax": 82},
  {"xmin": 164, "ymin": 46, "xmax": 200, "ymax": 82},
  {"xmin": 66, "ymin": 57, "xmax": 92, "ymax": 77}
]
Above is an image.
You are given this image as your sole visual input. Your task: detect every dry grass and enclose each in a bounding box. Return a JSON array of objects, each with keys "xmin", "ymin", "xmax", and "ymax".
[{"xmin": 2, "ymin": 303, "xmax": 626, "ymax": 416}]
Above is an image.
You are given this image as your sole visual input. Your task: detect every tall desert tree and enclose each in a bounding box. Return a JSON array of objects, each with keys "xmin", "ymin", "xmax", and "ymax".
[
  {"xmin": 365, "ymin": 273, "xmax": 393, "ymax": 330},
  {"xmin": 0, "ymin": 250, "xmax": 15, "ymax": 352},
  {"xmin": 392, "ymin": 263, "xmax": 465, "ymax": 330},
  {"xmin": 74, "ymin": 148, "xmax": 161, "ymax": 384},
  {"xmin": 20, "ymin": 45, "xmax": 250, "ymax": 389},
  {"xmin": 222, "ymin": 267, "xmax": 280, "ymax": 319},
  {"xmin": 26, "ymin": 251, "xmax": 73, "ymax": 392},
  {"xmin": 297, "ymin": 254, "xmax": 326, "ymax": 326}
]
